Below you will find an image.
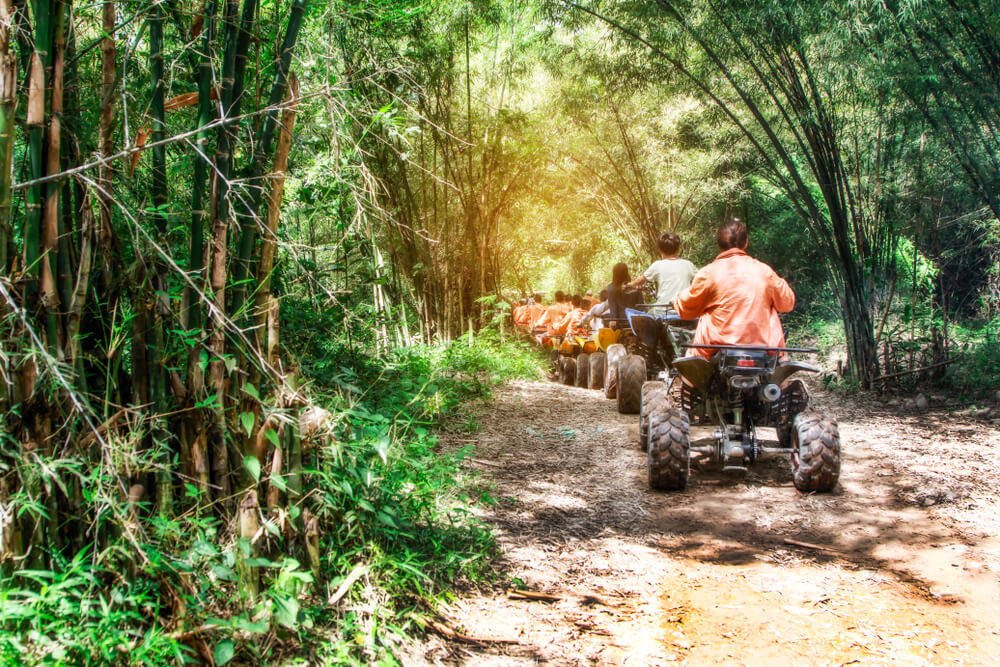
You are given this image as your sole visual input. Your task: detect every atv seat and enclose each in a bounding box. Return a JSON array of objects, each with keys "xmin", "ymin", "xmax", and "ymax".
[{"xmin": 672, "ymin": 355, "xmax": 714, "ymax": 394}]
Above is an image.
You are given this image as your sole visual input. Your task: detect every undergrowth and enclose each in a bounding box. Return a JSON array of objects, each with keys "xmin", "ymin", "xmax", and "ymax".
[{"xmin": 0, "ymin": 303, "xmax": 544, "ymax": 666}]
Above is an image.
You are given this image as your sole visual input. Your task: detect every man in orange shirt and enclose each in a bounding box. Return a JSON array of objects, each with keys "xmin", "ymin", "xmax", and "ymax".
[
  {"xmin": 553, "ymin": 294, "xmax": 588, "ymax": 336},
  {"xmin": 513, "ymin": 298, "xmax": 528, "ymax": 329},
  {"xmin": 673, "ymin": 219, "xmax": 794, "ymax": 358},
  {"xmin": 526, "ymin": 294, "xmax": 547, "ymax": 330},
  {"xmin": 536, "ymin": 291, "xmax": 572, "ymax": 333}
]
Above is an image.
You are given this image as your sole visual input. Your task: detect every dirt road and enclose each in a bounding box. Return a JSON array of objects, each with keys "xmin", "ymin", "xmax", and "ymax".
[{"xmin": 403, "ymin": 380, "xmax": 1000, "ymax": 665}]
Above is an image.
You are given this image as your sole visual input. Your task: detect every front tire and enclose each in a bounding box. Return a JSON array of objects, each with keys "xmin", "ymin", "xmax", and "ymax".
[
  {"xmin": 648, "ymin": 408, "xmax": 690, "ymax": 491},
  {"xmin": 640, "ymin": 381, "xmax": 669, "ymax": 450},
  {"xmin": 575, "ymin": 353, "xmax": 590, "ymax": 388},
  {"xmin": 589, "ymin": 352, "xmax": 606, "ymax": 390},
  {"xmin": 790, "ymin": 411, "xmax": 841, "ymax": 493},
  {"xmin": 604, "ymin": 344, "xmax": 626, "ymax": 399},
  {"xmin": 617, "ymin": 354, "xmax": 646, "ymax": 414}
]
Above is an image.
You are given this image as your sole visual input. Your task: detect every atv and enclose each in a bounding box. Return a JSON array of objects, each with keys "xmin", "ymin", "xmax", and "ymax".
[
  {"xmin": 642, "ymin": 342, "xmax": 841, "ymax": 493},
  {"xmin": 600, "ymin": 305, "xmax": 699, "ymax": 415},
  {"xmin": 537, "ymin": 329, "xmax": 600, "ymax": 389}
]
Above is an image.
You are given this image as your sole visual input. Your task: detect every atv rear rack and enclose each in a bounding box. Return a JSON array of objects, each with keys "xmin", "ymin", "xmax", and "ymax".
[{"xmin": 680, "ymin": 343, "xmax": 818, "ymax": 353}]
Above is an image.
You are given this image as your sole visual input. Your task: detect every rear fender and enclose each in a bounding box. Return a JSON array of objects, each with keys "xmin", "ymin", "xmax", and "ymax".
[
  {"xmin": 771, "ymin": 361, "xmax": 820, "ymax": 386},
  {"xmin": 672, "ymin": 356, "xmax": 714, "ymax": 394},
  {"xmin": 597, "ymin": 328, "xmax": 621, "ymax": 351}
]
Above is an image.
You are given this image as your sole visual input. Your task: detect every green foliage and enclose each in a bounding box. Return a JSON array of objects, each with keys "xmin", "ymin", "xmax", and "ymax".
[{"xmin": 0, "ymin": 310, "xmax": 543, "ymax": 664}]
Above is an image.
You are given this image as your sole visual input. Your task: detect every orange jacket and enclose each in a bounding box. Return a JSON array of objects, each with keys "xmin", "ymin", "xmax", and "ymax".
[
  {"xmin": 553, "ymin": 307, "xmax": 587, "ymax": 336},
  {"xmin": 538, "ymin": 302, "xmax": 572, "ymax": 332},
  {"xmin": 513, "ymin": 305, "xmax": 530, "ymax": 326},
  {"xmin": 673, "ymin": 248, "xmax": 794, "ymax": 358},
  {"xmin": 526, "ymin": 303, "xmax": 547, "ymax": 329}
]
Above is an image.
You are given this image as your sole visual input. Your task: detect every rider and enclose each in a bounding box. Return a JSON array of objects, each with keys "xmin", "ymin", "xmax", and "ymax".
[
  {"xmin": 513, "ymin": 298, "xmax": 529, "ymax": 329},
  {"xmin": 579, "ymin": 289, "xmax": 609, "ymax": 331},
  {"xmin": 606, "ymin": 263, "xmax": 643, "ymax": 321},
  {"xmin": 627, "ymin": 231, "xmax": 697, "ymax": 314},
  {"xmin": 526, "ymin": 294, "xmax": 547, "ymax": 330},
  {"xmin": 537, "ymin": 291, "xmax": 572, "ymax": 334},
  {"xmin": 672, "ymin": 218, "xmax": 794, "ymax": 358},
  {"xmin": 553, "ymin": 294, "xmax": 589, "ymax": 336}
]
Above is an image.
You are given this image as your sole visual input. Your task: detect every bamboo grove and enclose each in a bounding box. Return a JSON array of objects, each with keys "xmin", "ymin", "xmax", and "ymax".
[{"xmin": 0, "ymin": 0, "xmax": 314, "ymax": 581}]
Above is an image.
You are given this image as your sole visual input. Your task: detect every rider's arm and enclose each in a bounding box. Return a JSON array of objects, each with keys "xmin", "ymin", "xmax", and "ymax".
[
  {"xmin": 552, "ymin": 310, "xmax": 572, "ymax": 335},
  {"xmin": 580, "ymin": 300, "xmax": 608, "ymax": 327},
  {"xmin": 673, "ymin": 269, "xmax": 712, "ymax": 319},
  {"xmin": 626, "ymin": 275, "xmax": 648, "ymax": 290},
  {"xmin": 769, "ymin": 271, "xmax": 795, "ymax": 313}
]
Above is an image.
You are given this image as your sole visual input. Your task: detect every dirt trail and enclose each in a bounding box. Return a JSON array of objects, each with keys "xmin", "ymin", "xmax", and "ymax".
[{"xmin": 403, "ymin": 380, "xmax": 1000, "ymax": 665}]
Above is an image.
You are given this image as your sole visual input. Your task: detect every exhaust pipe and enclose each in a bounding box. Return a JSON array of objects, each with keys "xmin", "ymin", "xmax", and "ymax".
[{"xmin": 760, "ymin": 383, "xmax": 781, "ymax": 402}]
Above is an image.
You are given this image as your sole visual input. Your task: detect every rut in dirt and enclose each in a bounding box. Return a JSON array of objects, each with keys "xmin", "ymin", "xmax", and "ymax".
[{"xmin": 405, "ymin": 379, "xmax": 1000, "ymax": 666}]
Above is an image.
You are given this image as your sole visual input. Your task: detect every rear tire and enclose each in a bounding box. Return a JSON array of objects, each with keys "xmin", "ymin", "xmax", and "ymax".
[
  {"xmin": 549, "ymin": 349, "xmax": 560, "ymax": 377},
  {"xmin": 604, "ymin": 344, "xmax": 626, "ymax": 399},
  {"xmin": 640, "ymin": 381, "xmax": 669, "ymax": 450},
  {"xmin": 589, "ymin": 352, "xmax": 605, "ymax": 390},
  {"xmin": 617, "ymin": 354, "xmax": 646, "ymax": 414},
  {"xmin": 648, "ymin": 408, "xmax": 690, "ymax": 491},
  {"xmin": 790, "ymin": 411, "xmax": 841, "ymax": 493},
  {"xmin": 560, "ymin": 357, "xmax": 576, "ymax": 386},
  {"xmin": 575, "ymin": 353, "xmax": 590, "ymax": 388}
]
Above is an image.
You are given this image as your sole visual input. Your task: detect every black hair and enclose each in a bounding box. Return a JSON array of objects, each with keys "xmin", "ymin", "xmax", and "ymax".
[
  {"xmin": 571, "ymin": 294, "xmax": 582, "ymax": 308},
  {"xmin": 612, "ymin": 263, "xmax": 631, "ymax": 287},
  {"xmin": 658, "ymin": 231, "xmax": 681, "ymax": 255},
  {"xmin": 599, "ymin": 289, "xmax": 608, "ymax": 301},
  {"xmin": 554, "ymin": 290, "xmax": 565, "ymax": 302},
  {"xmin": 717, "ymin": 218, "xmax": 748, "ymax": 251}
]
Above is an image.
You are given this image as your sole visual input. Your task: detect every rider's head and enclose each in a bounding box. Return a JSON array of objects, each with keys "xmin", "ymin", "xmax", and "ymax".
[
  {"xmin": 571, "ymin": 294, "xmax": 582, "ymax": 308},
  {"xmin": 658, "ymin": 231, "xmax": 681, "ymax": 257},
  {"xmin": 534, "ymin": 293, "xmax": 543, "ymax": 303},
  {"xmin": 554, "ymin": 290, "xmax": 564, "ymax": 303},
  {"xmin": 612, "ymin": 263, "xmax": 631, "ymax": 286},
  {"xmin": 717, "ymin": 218, "xmax": 748, "ymax": 251},
  {"xmin": 599, "ymin": 289, "xmax": 608, "ymax": 301}
]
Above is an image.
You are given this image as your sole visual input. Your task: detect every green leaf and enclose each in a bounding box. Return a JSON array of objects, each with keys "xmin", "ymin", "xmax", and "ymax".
[
  {"xmin": 271, "ymin": 592, "xmax": 300, "ymax": 629},
  {"xmin": 244, "ymin": 383, "xmax": 260, "ymax": 400},
  {"xmin": 240, "ymin": 412, "xmax": 255, "ymax": 438},
  {"xmin": 235, "ymin": 617, "xmax": 268, "ymax": 635},
  {"xmin": 213, "ymin": 639, "xmax": 235, "ymax": 666},
  {"xmin": 195, "ymin": 393, "xmax": 219, "ymax": 409},
  {"xmin": 270, "ymin": 475, "xmax": 287, "ymax": 492},
  {"xmin": 243, "ymin": 455, "xmax": 261, "ymax": 482}
]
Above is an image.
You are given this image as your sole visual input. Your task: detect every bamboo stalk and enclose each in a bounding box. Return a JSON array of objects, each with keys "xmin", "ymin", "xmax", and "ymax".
[
  {"xmin": 286, "ymin": 402, "xmax": 301, "ymax": 530},
  {"xmin": 24, "ymin": 1, "xmax": 49, "ymax": 309},
  {"xmin": 65, "ymin": 189, "xmax": 93, "ymax": 367},
  {"xmin": 302, "ymin": 508, "xmax": 319, "ymax": 588},
  {"xmin": 184, "ymin": 0, "xmax": 217, "ymax": 333},
  {"xmin": 253, "ymin": 73, "xmax": 298, "ymax": 352},
  {"xmin": 40, "ymin": 0, "xmax": 66, "ymax": 352},
  {"xmin": 238, "ymin": 489, "xmax": 260, "ymax": 600},
  {"xmin": 232, "ymin": 0, "xmax": 307, "ymax": 317},
  {"xmin": 0, "ymin": 0, "xmax": 15, "ymax": 274}
]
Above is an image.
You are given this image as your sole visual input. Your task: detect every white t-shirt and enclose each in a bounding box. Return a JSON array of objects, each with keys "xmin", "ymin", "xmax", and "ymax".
[{"xmin": 644, "ymin": 258, "xmax": 698, "ymax": 307}]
